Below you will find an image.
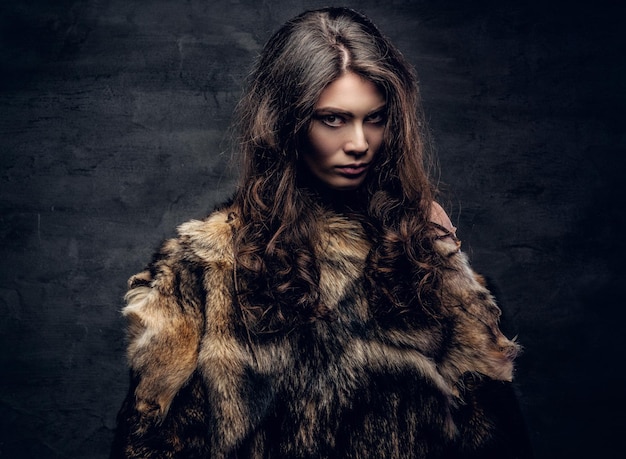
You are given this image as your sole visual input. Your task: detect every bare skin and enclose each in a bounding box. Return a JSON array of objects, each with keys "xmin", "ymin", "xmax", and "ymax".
[
  {"xmin": 305, "ymin": 72, "xmax": 386, "ymax": 191},
  {"xmin": 304, "ymin": 72, "xmax": 455, "ymax": 235}
]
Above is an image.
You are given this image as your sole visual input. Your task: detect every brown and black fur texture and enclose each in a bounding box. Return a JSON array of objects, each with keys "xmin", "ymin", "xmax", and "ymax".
[{"xmin": 111, "ymin": 205, "xmax": 532, "ymax": 458}]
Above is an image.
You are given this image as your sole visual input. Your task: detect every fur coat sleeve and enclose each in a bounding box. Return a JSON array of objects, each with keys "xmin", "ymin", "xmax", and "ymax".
[{"xmin": 111, "ymin": 209, "xmax": 532, "ymax": 459}]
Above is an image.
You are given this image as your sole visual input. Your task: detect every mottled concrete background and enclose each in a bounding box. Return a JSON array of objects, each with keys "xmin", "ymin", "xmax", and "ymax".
[{"xmin": 1, "ymin": 0, "xmax": 623, "ymax": 457}]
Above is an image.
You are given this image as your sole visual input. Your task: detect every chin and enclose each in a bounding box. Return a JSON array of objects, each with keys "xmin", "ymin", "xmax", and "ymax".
[
  {"xmin": 328, "ymin": 183, "xmax": 362, "ymax": 192},
  {"xmin": 328, "ymin": 178, "xmax": 367, "ymax": 191}
]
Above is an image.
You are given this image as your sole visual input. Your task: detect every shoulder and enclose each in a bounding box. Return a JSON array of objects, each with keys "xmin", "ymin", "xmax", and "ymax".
[
  {"xmin": 126, "ymin": 205, "xmax": 238, "ymax": 291},
  {"xmin": 429, "ymin": 201, "xmax": 455, "ymax": 233},
  {"xmin": 175, "ymin": 206, "xmax": 238, "ymax": 264},
  {"xmin": 429, "ymin": 201, "xmax": 456, "ymax": 235},
  {"xmin": 429, "ymin": 201, "xmax": 461, "ymax": 257}
]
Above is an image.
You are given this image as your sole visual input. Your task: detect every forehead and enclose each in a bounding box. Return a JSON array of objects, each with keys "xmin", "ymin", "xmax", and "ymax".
[{"xmin": 315, "ymin": 72, "xmax": 385, "ymax": 110}]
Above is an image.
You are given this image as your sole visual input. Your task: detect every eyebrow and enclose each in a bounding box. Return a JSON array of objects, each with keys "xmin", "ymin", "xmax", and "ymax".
[{"xmin": 313, "ymin": 103, "xmax": 387, "ymax": 117}]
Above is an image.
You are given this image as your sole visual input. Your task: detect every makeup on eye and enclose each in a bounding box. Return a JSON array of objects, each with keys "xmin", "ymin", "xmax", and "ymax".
[
  {"xmin": 313, "ymin": 107, "xmax": 387, "ymax": 128},
  {"xmin": 365, "ymin": 110, "xmax": 386, "ymax": 125},
  {"xmin": 314, "ymin": 113, "xmax": 345, "ymax": 127}
]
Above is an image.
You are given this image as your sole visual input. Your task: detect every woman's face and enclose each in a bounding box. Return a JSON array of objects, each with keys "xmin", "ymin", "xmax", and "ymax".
[{"xmin": 303, "ymin": 72, "xmax": 386, "ymax": 191}]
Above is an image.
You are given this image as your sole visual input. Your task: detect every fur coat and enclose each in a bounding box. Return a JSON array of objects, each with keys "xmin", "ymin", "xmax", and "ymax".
[{"xmin": 111, "ymin": 205, "xmax": 532, "ymax": 458}]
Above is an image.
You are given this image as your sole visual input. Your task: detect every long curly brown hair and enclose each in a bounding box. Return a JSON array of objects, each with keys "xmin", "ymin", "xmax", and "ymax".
[{"xmin": 230, "ymin": 7, "xmax": 444, "ymax": 334}]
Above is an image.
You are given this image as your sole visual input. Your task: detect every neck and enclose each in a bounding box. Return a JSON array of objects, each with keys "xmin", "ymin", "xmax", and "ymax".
[{"xmin": 298, "ymin": 173, "xmax": 369, "ymax": 215}]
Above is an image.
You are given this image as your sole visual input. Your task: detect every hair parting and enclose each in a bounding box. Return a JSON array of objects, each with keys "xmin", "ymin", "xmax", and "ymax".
[{"xmin": 230, "ymin": 7, "xmax": 446, "ymax": 333}]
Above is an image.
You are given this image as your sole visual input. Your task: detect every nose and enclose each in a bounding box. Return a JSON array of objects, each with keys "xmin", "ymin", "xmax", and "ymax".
[{"xmin": 344, "ymin": 123, "xmax": 369, "ymax": 156}]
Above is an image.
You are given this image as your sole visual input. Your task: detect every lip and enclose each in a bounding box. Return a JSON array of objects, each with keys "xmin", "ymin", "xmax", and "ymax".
[{"xmin": 336, "ymin": 163, "xmax": 370, "ymax": 176}]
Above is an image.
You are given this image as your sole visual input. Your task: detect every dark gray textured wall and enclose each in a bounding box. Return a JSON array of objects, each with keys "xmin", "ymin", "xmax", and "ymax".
[{"xmin": 1, "ymin": 0, "xmax": 623, "ymax": 457}]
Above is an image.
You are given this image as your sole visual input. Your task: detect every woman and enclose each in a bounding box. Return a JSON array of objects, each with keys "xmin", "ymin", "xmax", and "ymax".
[{"xmin": 111, "ymin": 7, "xmax": 532, "ymax": 458}]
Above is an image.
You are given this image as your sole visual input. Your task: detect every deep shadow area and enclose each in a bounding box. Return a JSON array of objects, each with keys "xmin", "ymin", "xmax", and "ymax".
[{"xmin": 1, "ymin": 0, "xmax": 624, "ymax": 457}]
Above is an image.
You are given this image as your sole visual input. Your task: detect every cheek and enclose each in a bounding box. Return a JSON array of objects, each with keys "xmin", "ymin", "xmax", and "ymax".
[
  {"xmin": 368, "ymin": 128, "xmax": 385, "ymax": 154},
  {"xmin": 307, "ymin": 127, "xmax": 338, "ymax": 159}
]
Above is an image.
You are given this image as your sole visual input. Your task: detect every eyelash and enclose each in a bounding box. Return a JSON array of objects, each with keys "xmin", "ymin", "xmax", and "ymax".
[
  {"xmin": 316, "ymin": 112, "xmax": 386, "ymax": 128},
  {"xmin": 320, "ymin": 114, "xmax": 344, "ymax": 127},
  {"xmin": 367, "ymin": 112, "xmax": 385, "ymax": 125}
]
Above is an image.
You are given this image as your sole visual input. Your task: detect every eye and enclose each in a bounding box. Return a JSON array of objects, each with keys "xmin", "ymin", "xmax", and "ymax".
[
  {"xmin": 315, "ymin": 113, "xmax": 345, "ymax": 128},
  {"xmin": 366, "ymin": 111, "xmax": 386, "ymax": 125}
]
